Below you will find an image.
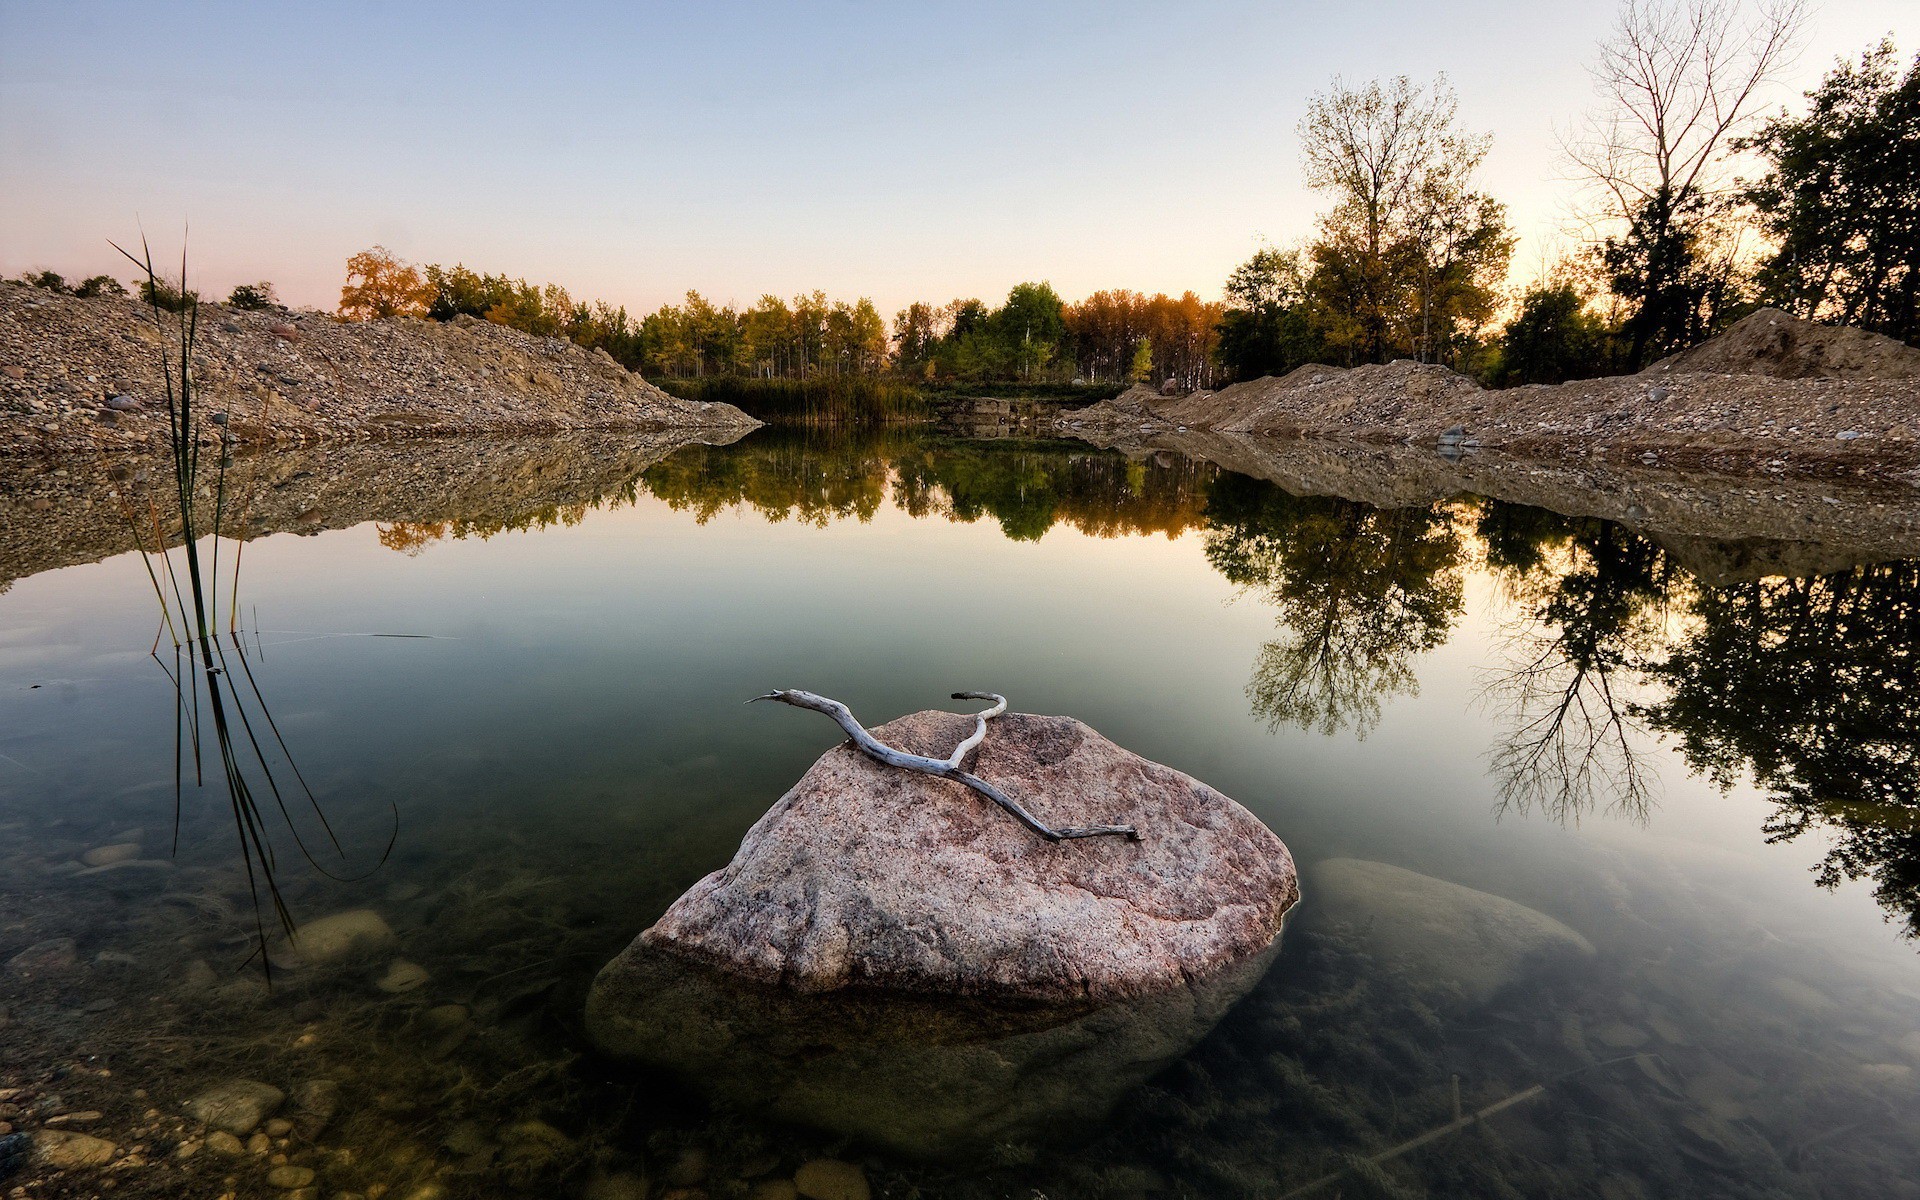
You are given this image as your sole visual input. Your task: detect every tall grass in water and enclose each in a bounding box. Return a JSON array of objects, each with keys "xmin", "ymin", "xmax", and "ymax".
[
  {"xmin": 110, "ymin": 237, "xmax": 392, "ymax": 979},
  {"xmin": 654, "ymin": 375, "xmax": 931, "ymax": 426}
]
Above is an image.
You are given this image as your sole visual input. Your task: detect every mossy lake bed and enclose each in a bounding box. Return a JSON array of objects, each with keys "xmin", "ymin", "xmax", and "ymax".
[{"xmin": 2, "ymin": 429, "xmax": 1918, "ymax": 1199}]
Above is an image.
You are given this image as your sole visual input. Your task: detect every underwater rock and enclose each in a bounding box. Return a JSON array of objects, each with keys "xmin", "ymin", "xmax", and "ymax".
[
  {"xmin": 30, "ymin": 1130, "xmax": 116, "ymax": 1169},
  {"xmin": 79, "ymin": 842, "xmax": 140, "ymax": 867},
  {"xmin": 183, "ymin": 1079, "xmax": 284, "ymax": 1136},
  {"xmin": 287, "ymin": 910, "xmax": 395, "ymax": 965},
  {"xmin": 288, "ymin": 1080, "xmax": 339, "ymax": 1139},
  {"xmin": 6, "ymin": 937, "xmax": 79, "ymax": 980},
  {"xmin": 586, "ymin": 709, "xmax": 1297, "ymax": 1156},
  {"xmin": 1300, "ymin": 858, "xmax": 1595, "ymax": 1006},
  {"xmin": 374, "ymin": 959, "xmax": 429, "ymax": 993},
  {"xmin": 794, "ymin": 1160, "xmax": 870, "ymax": 1200}
]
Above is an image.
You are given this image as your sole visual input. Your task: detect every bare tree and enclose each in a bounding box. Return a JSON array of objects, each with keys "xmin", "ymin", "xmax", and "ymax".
[
  {"xmin": 1564, "ymin": 0, "xmax": 1807, "ymax": 216},
  {"xmin": 1562, "ymin": 0, "xmax": 1807, "ymax": 365}
]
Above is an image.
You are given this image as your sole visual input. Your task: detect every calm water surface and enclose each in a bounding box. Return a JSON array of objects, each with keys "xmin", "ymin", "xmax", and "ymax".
[{"xmin": 1, "ymin": 431, "xmax": 1916, "ymax": 1199}]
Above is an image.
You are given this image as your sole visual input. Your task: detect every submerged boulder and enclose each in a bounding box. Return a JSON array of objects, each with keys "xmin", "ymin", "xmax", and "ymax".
[
  {"xmin": 586, "ymin": 709, "xmax": 1298, "ymax": 1156},
  {"xmin": 1302, "ymin": 858, "xmax": 1595, "ymax": 1006}
]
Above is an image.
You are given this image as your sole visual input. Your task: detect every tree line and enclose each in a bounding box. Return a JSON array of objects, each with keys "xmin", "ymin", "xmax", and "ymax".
[{"xmin": 19, "ymin": 1, "xmax": 1913, "ymax": 391}]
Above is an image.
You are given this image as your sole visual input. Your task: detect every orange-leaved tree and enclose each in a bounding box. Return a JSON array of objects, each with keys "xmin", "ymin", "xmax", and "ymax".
[{"xmin": 339, "ymin": 246, "xmax": 433, "ymax": 320}]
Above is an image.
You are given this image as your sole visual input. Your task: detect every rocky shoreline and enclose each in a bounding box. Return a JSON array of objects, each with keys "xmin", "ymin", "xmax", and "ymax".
[
  {"xmin": 0, "ymin": 283, "xmax": 759, "ymax": 457},
  {"xmin": 1060, "ymin": 310, "xmax": 1920, "ymax": 486}
]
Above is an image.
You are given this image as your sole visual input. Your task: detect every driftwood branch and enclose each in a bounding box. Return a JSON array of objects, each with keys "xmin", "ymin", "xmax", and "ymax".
[{"xmin": 750, "ymin": 689, "xmax": 1140, "ymax": 843}]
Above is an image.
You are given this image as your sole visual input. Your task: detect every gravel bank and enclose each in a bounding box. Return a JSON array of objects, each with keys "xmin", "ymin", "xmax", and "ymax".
[
  {"xmin": 0, "ymin": 283, "xmax": 758, "ymax": 456},
  {"xmin": 1061, "ymin": 310, "xmax": 1920, "ymax": 485}
]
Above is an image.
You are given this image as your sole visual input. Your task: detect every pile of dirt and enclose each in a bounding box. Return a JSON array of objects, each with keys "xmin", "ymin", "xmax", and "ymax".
[
  {"xmin": 1059, "ymin": 314, "xmax": 1920, "ymax": 483},
  {"xmin": 1645, "ymin": 307, "xmax": 1920, "ymax": 381},
  {"xmin": 0, "ymin": 283, "xmax": 759, "ymax": 456}
]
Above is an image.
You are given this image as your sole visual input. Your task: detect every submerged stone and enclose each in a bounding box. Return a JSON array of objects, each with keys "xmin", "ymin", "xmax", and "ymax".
[
  {"xmin": 183, "ymin": 1079, "xmax": 284, "ymax": 1136},
  {"xmin": 1300, "ymin": 858, "xmax": 1595, "ymax": 1006},
  {"xmin": 287, "ymin": 909, "xmax": 395, "ymax": 965},
  {"xmin": 586, "ymin": 709, "xmax": 1297, "ymax": 1156}
]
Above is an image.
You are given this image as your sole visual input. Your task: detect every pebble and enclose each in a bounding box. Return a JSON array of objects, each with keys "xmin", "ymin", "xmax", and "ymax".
[
  {"xmin": 31, "ymin": 1129, "xmax": 118, "ymax": 1169},
  {"xmin": 184, "ymin": 1079, "xmax": 285, "ymax": 1135},
  {"xmin": 289, "ymin": 1079, "xmax": 340, "ymax": 1139},
  {"xmin": 6, "ymin": 938, "xmax": 79, "ymax": 979},
  {"xmin": 264, "ymin": 1118, "xmax": 293, "ymax": 1137},
  {"xmin": 104, "ymin": 394, "xmax": 139, "ymax": 412},
  {"xmin": 205, "ymin": 1131, "xmax": 245, "ymax": 1155},
  {"xmin": 664, "ymin": 1147, "xmax": 709, "ymax": 1186},
  {"xmin": 287, "ymin": 910, "xmax": 395, "ymax": 965},
  {"xmin": 267, "ymin": 1164, "xmax": 316, "ymax": 1188},
  {"xmin": 79, "ymin": 842, "xmax": 141, "ymax": 866},
  {"xmin": 249, "ymin": 1131, "xmax": 272, "ymax": 1155},
  {"xmin": 374, "ymin": 959, "xmax": 429, "ymax": 994},
  {"xmin": 793, "ymin": 1159, "xmax": 870, "ymax": 1200},
  {"xmin": 583, "ymin": 1172, "xmax": 651, "ymax": 1200}
]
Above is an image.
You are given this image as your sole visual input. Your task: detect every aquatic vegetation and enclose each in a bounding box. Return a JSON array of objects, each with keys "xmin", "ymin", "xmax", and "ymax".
[{"xmin": 107, "ymin": 236, "xmax": 392, "ymax": 974}]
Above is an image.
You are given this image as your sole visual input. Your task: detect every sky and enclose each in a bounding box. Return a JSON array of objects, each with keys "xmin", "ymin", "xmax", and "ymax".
[{"xmin": 0, "ymin": 0, "xmax": 1910, "ymax": 318}]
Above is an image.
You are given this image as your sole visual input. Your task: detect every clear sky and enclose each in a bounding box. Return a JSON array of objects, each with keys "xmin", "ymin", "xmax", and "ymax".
[{"xmin": 0, "ymin": 0, "xmax": 1909, "ymax": 317}]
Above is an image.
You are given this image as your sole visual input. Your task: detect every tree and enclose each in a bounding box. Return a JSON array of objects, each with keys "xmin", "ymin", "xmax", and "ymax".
[
  {"xmin": 1564, "ymin": 0, "xmax": 1807, "ymax": 365},
  {"xmin": 339, "ymin": 246, "xmax": 433, "ymax": 320},
  {"xmin": 1739, "ymin": 40, "xmax": 1920, "ymax": 344},
  {"xmin": 1498, "ymin": 282, "xmax": 1618, "ymax": 384},
  {"xmin": 996, "ymin": 281, "xmax": 1068, "ymax": 380},
  {"xmin": 74, "ymin": 275, "xmax": 126, "ymax": 298},
  {"xmin": 226, "ymin": 282, "xmax": 277, "ymax": 310},
  {"xmin": 1298, "ymin": 75, "xmax": 1511, "ymax": 365},
  {"xmin": 1216, "ymin": 248, "xmax": 1328, "ymax": 380}
]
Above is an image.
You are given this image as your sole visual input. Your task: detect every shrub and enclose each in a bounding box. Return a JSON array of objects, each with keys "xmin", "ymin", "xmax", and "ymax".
[
  {"xmin": 227, "ymin": 281, "xmax": 277, "ymax": 310},
  {"xmin": 138, "ymin": 278, "xmax": 199, "ymax": 312},
  {"xmin": 74, "ymin": 275, "xmax": 127, "ymax": 298}
]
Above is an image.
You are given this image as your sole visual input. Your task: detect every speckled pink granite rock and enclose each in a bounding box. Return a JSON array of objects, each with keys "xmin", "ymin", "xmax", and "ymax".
[
  {"xmin": 600, "ymin": 709, "xmax": 1297, "ymax": 1004},
  {"xmin": 585, "ymin": 709, "xmax": 1297, "ymax": 1155}
]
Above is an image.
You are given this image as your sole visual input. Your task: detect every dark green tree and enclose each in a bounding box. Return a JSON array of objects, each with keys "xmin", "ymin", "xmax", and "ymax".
[
  {"xmin": 1739, "ymin": 40, "xmax": 1920, "ymax": 344},
  {"xmin": 1496, "ymin": 283, "xmax": 1617, "ymax": 385}
]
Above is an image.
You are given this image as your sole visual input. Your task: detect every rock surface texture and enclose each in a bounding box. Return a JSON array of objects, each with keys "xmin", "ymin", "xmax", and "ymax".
[
  {"xmin": 586, "ymin": 709, "xmax": 1298, "ymax": 1156},
  {"xmin": 621, "ymin": 709, "xmax": 1298, "ymax": 1003}
]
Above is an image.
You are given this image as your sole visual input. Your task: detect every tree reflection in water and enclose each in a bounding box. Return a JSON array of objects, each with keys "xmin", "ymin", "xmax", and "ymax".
[
  {"xmin": 363, "ymin": 431, "xmax": 1920, "ymax": 940},
  {"xmin": 1202, "ymin": 475, "xmax": 1464, "ymax": 737},
  {"xmin": 1646, "ymin": 561, "xmax": 1920, "ymax": 936},
  {"xmin": 1477, "ymin": 508, "xmax": 1679, "ymax": 825}
]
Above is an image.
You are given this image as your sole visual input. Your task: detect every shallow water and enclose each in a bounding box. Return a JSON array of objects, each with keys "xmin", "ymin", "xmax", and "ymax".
[{"xmin": 2, "ymin": 430, "xmax": 1917, "ymax": 1199}]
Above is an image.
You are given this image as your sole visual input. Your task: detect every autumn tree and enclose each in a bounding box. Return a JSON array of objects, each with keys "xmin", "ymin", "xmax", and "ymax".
[
  {"xmin": 339, "ymin": 246, "xmax": 433, "ymax": 320},
  {"xmin": 1216, "ymin": 247, "xmax": 1327, "ymax": 380},
  {"xmin": 1563, "ymin": 0, "xmax": 1806, "ymax": 366},
  {"xmin": 1298, "ymin": 75, "xmax": 1512, "ymax": 365}
]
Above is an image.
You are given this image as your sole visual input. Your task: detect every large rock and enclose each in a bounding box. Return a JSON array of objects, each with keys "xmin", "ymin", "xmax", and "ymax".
[
  {"xmin": 1302, "ymin": 858, "xmax": 1595, "ymax": 1005},
  {"xmin": 587, "ymin": 709, "xmax": 1297, "ymax": 1156}
]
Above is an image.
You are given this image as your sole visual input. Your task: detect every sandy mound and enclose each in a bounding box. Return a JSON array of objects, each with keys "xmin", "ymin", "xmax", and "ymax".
[{"xmin": 1647, "ymin": 308, "xmax": 1920, "ymax": 382}]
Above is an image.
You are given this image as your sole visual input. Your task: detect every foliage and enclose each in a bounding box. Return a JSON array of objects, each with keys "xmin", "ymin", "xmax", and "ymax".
[
  {"xmin": 1563, "ymin": 0, "xmax": 1807, "ymax": 367},
  {"xmin": 1600, "ymin": 187, "xmax": 1751, "ymax": 366},
  {"xmin": 339, "ymin": 245, "xmax": 433, "ymax": 320},
  {"xmin": 1216, "ymin": 247, "xmax": 1330, "ymax": 380},
  {"xmin": 138, "ymin": 276, "xmax": 199, "ymax": 312},
  {"xmin": 1064, "ymin": 289, "xmax": 1224, "ymax": 388},
  {"xmin": 1739, "ymin": 39, "xmax": 1920, "ymax": 344},
  {"xmin": 18, "ymin": 269, "xmax": 70, "ymax": 292},
  {"xmin": 1297, "ymin": 75, "xmax": 1513, "ymax": 367},
  {"xmin": 75, "ymin": 274, "xmax": 127, "ymax": 298},
  {"xmin": 1203, "ymin": 475, "xmax": 1465, "ymax": 737},
  {"xmin": 651, "ymin": 376, "xmax": 928, "ymax": 427},
  {"xmin": 1495, "ymin": 283, "xmax": 1620, "ymax": 385},
  {"xmin": 226, "ymin": 281, "xmax": 278, "ymax": 310},
  {"xmin": 1645, "ymin": 562, "xmax": 1920, "ymax": 937}
]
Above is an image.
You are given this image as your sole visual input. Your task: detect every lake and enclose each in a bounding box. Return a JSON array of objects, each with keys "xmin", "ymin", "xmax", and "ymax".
[{"xmin": 2, "ymin": 428, "xmax": 1917, "ymax": 1199}]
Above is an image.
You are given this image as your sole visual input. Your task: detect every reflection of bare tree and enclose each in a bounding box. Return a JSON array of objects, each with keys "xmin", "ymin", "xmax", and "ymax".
[
  {"xmin": 1478, "ymin": 510, "xmax": 1679, "ymax": 824},
  {"xmin": 1204, "ymin": 479, "xmax": 1463, "ymax": 737}
]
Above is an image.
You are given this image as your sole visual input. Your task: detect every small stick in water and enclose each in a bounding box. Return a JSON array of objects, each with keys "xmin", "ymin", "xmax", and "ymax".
[{"xmin": 750, "ymin": 688, "xmax": 1141, "ymax": 843}]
